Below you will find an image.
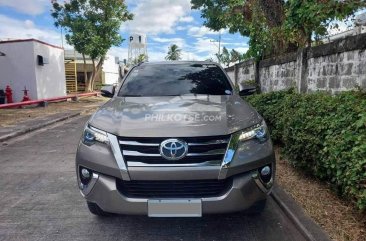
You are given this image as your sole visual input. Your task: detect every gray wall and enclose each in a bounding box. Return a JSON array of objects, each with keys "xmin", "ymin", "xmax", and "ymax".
[{"xmin": 226, "ymin": 33, "xmax": 366, "ymax": 93}]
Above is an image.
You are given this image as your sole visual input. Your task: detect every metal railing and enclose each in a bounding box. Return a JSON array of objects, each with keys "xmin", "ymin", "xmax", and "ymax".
[{"xmin": 0, "ymin": 92, "xmax": 100, "ymax": 109}]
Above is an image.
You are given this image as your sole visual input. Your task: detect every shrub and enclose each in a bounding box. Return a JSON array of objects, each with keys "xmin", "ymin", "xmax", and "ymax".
[{"xmin": 245, "ymin": 90, "xmax": 366, "ymax": 210}]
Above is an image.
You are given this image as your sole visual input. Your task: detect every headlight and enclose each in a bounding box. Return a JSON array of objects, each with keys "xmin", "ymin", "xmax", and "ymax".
[
  {"xmin": 239, "ymin": 120, "xmax": 268, "ymax": 142},
  {"xmin": 82, "ymin": 125, "xmax": 109, "ymax": 146}
]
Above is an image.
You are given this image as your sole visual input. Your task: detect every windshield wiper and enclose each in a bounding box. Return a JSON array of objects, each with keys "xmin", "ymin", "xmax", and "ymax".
[{"xmin": 121, "ymin": 94, "xmax": 142, "ymax": 97}]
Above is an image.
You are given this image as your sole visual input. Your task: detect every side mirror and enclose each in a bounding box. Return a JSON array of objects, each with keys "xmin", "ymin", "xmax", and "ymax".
[
  {"xmin": 239, "ymin": 85, "xmax": 256, "ymax": 96},
  {"xmin": 101, "ymin": 85, "xmax": 115, "ymax": 98}
]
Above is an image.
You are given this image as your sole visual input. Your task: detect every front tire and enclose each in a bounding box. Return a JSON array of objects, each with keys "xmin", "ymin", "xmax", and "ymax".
[{"xmin": 87, "ymin": 202, "xmax": 110, "ymax": 216}]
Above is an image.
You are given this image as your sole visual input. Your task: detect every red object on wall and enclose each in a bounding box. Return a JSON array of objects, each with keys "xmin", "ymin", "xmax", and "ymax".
[
  {"xmin": 22, "ymin": 86, "xmax": 30, "ymax": 102},
  {"xmin": 5, "ymin": 85, "xmax": 13, "ymax": 103}
]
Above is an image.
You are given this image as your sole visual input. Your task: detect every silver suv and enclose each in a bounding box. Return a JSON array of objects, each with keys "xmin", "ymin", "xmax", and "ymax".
[{"xmin": 76, "ymin": 61, "xmax": 275, "ymax": 217}]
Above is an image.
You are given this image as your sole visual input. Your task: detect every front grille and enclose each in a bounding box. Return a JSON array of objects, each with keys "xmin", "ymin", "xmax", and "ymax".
[
  {"xmin": 116, "ymin": 178, "xmax": 233, "ymax": 198},
  {"xmin": 118, "ymin": 135, "xmax": 230, "ymax": 165}
]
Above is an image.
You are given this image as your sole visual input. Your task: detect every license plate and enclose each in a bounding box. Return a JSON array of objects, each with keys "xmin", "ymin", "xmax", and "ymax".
[{"xmin": 148, "ymin": 199, "xmax": 202, "ymax": 217}]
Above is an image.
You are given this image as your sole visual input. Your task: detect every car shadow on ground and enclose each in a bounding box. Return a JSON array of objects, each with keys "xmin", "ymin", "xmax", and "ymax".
[{"xmin": 79, "ymin": 200, "xmax": 304, "ymax": 241}]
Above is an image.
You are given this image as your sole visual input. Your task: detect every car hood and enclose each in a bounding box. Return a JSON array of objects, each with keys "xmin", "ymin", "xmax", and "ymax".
[{"xmin": 89, "ymin": 95, "xmax": 261, "ymax": 137}]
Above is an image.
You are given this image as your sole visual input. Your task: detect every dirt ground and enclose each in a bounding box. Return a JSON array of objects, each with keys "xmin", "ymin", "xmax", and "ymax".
[
  {"xmin": 0, "ymin": 96, "xmax": 108, "ymax": 127},
  {"xmin": 276, "ymin": 148, "xmax": 366, "ymax": 241}
]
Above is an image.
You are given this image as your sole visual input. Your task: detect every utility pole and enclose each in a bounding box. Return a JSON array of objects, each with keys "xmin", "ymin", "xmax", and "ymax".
[
  {"xmin": 60, "ymin": 28, "xmax": 64, "ymax": 49},
  {"xmin": 210, "ymin": 31, "xmax": 222, "ymax": 63},
  {"xmin": 218, "ymin": 32, "xmax": 221, "ymax": 57}
]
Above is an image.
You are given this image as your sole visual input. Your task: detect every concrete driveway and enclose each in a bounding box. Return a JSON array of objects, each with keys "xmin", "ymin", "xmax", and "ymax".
[{"xmin": 0, "ymin": 116, "xmax": 308, "ymax": 241}]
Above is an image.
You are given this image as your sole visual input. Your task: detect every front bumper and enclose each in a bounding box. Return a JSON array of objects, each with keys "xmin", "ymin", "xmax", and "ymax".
[
  {"xmin": 82, "ymin": 171, "xmax": 270, "ymax": 215},
  {"xmin": 76, "ymin": 130, "xmax": 276, "ymax": 215}
]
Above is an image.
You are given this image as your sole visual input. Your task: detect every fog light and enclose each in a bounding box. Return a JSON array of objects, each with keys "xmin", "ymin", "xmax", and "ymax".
[
  {"xmin": 260, "ymin": 166, "xmax": 271, "ymax": 176},
  {"xmin": 259, "ymin": 165, "xmax": 272, "ymax": 184},
  {"xmin": 81, "ymin": 168, "xmax": 91, "ymax": 179},
  {"xmin": 79, "ymin": 167, "xmax": 92, "ymax": 185}
]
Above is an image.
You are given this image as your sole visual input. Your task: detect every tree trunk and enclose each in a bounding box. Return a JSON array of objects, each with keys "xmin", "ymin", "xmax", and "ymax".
[
  {"xmin": 86, "ymin": 71, "xmax": 93, "ymax": 92},
  {"xmin": 84, "ymin": 56, "xmax": 105, "ymax": 92},
  {"xmin": 89, "ymin": 56, "xmax": 104, "ymax": 92},
  {"xmin": 307, "ymin": 33, "xmax": 312, "ymax": 47},
  {"xmin": 82, "ymin": 53, "xmax": 88, "ymax": 93},
  {"xmin": 86, "ymin": 59, "xmax": 95, "ymax": 92}
]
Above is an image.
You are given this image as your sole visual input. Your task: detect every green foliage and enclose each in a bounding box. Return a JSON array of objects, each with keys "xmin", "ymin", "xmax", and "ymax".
[
  {"xmin": 285, "ymin": 0, "xmax": 365, "ymax": 46},
  {"xmin": 216, "ymin": 47, "xmax": 245, "ymax": 66},
  {"xmin": 230, "ymin": 49, "xmax": 245, "ymax": 63},
  {"xmin": 246, "ymin": 90, "xmax": 366, "ymax": 211},
  {"xmin": 52, "ymin": 0, "xmax": 133, "ymax": 59},
  {"xmin": 165, "ymin": 44, "xmax": 182, "ymax": 61},
  {"xmin": 132, "ymin": 54, "xmax": 148, "ymax": 65},
  {"xmin": 51, "ymin": 0, "xmax": 133, "ymax": 91},
  {"xmin": 191, "ymin": 0, "xmax": 366, "ymax": 59},
  {"xmin": 216, "ymin": 47, "xmax": 230, "ymax": 66}
]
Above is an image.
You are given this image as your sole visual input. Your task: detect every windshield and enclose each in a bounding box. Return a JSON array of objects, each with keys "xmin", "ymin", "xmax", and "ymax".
[{"xmin": 118, "ymin": 63, "xmax": 232, "ymax": 96}]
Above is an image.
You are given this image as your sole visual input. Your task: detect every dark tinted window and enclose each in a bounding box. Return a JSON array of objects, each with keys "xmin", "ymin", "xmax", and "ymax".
[{"xmin": 118, "ymin": 63, "xmax": 232, "ymax": 96}]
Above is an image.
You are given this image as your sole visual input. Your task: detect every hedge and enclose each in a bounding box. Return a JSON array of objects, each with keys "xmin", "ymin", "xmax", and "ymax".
[{"xmin": 245, "ymin": 89, "xmax": 366, "ymax": 211}]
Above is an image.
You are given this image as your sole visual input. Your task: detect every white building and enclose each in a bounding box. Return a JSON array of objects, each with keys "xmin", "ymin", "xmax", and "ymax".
[
  {"xmin": 0, "ymin": 39, "xmax": 66, "ymax": 102},
  {"xmin": 101, "ymin": 55, "xmax": 121, "ymax": 85}
]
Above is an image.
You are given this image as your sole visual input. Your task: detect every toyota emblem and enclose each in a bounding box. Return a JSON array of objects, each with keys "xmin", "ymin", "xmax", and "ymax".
[{"xmin": 160, "ymin": 139, "xmax": 188, "ymax": 160}]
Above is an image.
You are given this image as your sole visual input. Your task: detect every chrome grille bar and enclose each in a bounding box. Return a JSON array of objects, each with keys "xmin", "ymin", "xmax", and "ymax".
[
  {"xmin": 123, "ymin": 149, "xmax": 226, "ymax": 156},
  {"xmin": 120, "ymin": 140, "xmax": 229, "ymax": 146},
  {"xmin": 127, "ymin": 160, "xmax": 222, "ymax": 167},
  {"xmin": 188, "ymin": 139, "xmax": 229, "ymax": 146},
  {"xmin": 187, "ymin": 149, "xmax": 226, "ymax": 156},
  {"xmin": 119, "ymin": 141, "xmax": 159, "ymax": 146},
  {"xmin": 122, "ymin": 151, "xmax": 160, "ymax": 156},
  {"xmin": 118, "ymin": 134, "xmax": 231, "ymax": 166}
]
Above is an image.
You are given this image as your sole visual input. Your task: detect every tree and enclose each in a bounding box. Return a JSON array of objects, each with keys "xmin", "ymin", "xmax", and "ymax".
[
  {"xmin": 192, "ymin": 0, "xmax": 286, "ymax": 59},
  {"xmin": 230, "ymin": 49, "xmax": 244, "ymax": 63},
  {"xmin": 216, "ymin": 47, "xmax": 246, "ymax": 66},
  {"xmin": 216, "ymin": 47, "xmax": 230, "ymax": 66},
  {"xmin": 191, "ymin": 0, "xmax": 365, "ymax": 60},
  {"xmin": 165, "ymin": 44, "xmax": 182, "ymax": 61},
  {"xmin": 284, "ymin": 0, "xmax": 365, "ymax": 47},
  {"xmin": 132, "ymin": 54, "xmax": 148, "ymax": 65},
  {"xmin": 51, "ymin": 0, "xmax": 133, "ymax": 92}
]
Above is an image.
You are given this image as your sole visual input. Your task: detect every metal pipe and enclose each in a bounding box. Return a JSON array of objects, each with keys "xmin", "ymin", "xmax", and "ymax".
[{"xmin": 0, "ymin": 92, "xmax": 100, "ymax": 109}]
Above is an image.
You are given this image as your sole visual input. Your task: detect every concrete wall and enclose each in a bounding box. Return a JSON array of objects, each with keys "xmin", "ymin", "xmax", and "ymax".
[
  {"xmin": 0, "ymin": 39, "xmax": 66, "ymax": 102},
  {"xmin": 226, "ymin": 33, "xmax": 366, "ymax": 93},
  {"xmin": 306, "ymin": 38, "xmax": 366, "ymax": 93},
  {"xmin": 259, "ymin": 52, "xmax": 297, "ymax": 92},
  {"xmin": 226, "ymin": 59, "xmax": 257, "ymax": 88},
  {"xmin": 237, "ymin": 59, "xmax": 256, "ymax": 85},
  {"xmin": 226, "ymin": 66, "xmax": 235, "ymax": 84}
]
